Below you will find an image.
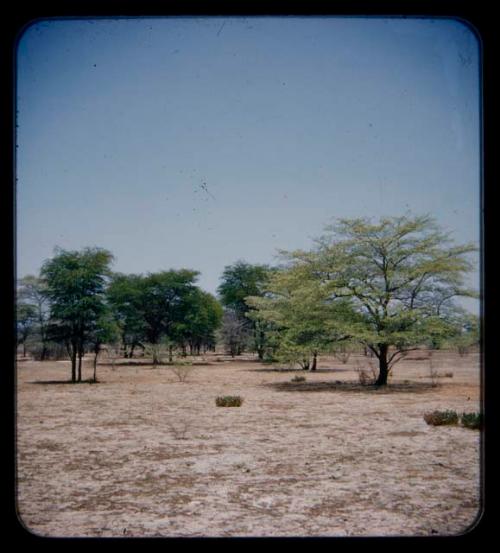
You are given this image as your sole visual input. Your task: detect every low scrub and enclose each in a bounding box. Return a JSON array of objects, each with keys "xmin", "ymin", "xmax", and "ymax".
[
  {"xmin": 291, "ymin": 375, "xmax": 306, "ymax": 383},
  {"xmin": 169, "ymin": 362, "xmax": 194, "ymax": 382},
  {"xmin": 215, "ymin": 395, "xmax": 243, "ymax": 407},
  {"xmin": 461, "ymin": 412, "xmax": 482, "ymax": 430},
  {"xmin": 423, "ymin": 410, "xmax": 459, "ymax": 426}
]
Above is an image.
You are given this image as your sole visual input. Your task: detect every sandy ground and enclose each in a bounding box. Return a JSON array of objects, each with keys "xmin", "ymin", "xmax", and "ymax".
[{"xmin": 15, "ymin": 350, "xmax": 482, "ymax": 538}]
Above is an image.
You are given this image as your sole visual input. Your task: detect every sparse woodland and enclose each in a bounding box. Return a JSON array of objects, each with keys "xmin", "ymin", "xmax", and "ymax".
[{"xmin": 17, "ymin": 214, "xmax": 479, "ymax": 386}]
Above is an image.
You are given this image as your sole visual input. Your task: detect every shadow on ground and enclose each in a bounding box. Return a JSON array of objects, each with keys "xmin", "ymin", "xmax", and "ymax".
[
  {"xmin": 250, "ymin": 367, "xmax": 352, "ymax": 374},
  {"xmin": 266, "ymin": 380, "xmax": 440, "ymax": 394},
  {"xmin": 29, "ymin": 379, "xmax": 100, "ymax": 385}
]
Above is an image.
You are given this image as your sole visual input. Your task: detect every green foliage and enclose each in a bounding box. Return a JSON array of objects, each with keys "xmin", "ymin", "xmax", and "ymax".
[
  {"xmin": 215, "ymin": 395, "xmax": 244, "ymax": 407},
  {"xmin": 40, "ymin": 247, "xmax": 114, "ymax": 381},
  {"xmin": 461, "ymin": 412, "xmax": 482, "ymax": 430},
  {"xmin": 217, "ymin": 261, "xmax": 272, "ymax": 316},
  {"xmin": 247, "ymin": 263, "xmax": 360, "ymax": 369},
  {"xmin": 176, "ymin": 289, "xmax": 223, "ymax": 354},
  {"xmin": 445, "ymin": 311, "xmax": 480, "ymax": 355},
  {"xmin": 217, "ymin": 261, "xmax": 275, "ymax": 359},
  {"xmin": 423, "ymin": 410, "xmax": 459, "ymax": 426},
  {"xmin": 106, "ymin": 273, "xmax": 146, "ymax": 356},
  {"xmin": 16, "ymin": 303, "xmax": 37, "ymax": 353},
  {"xmin": 250, "ymin": 214, "xmax": 477, "ymax": 385},
  {"xmin": 41, "ymin": 247, "xmax": 113, "ymax": 326},
  {"xmin": 139, "ymin": 269, "xmax": 200, "ymax": 347},
  {"xmin": 17, "ymin": 275, "xmax": 51, "ymax": 359}
]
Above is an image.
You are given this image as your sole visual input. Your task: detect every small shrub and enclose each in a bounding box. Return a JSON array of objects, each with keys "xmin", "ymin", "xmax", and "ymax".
[
  {"xmin": 291, "ymin": 375, "xmax": 306, "ymax": 383},
  {"xmin": 215, "ymin": 395, "xmax": 243, "ymax": 407},
  {"xmin": 166, "ymin": 421, "xmax": 190, "ymax": 440},
  {"xmin": 356, "ymin": 366, "xmax": 377, "ymax": 386},
  {"xmin": 443, "ymin": 371, "xmax": 454, "ymax": 378},
  {"xmin": 461, "ymin": 412, "xmax": 482, "ymax": 430},
  {"xmin": 170, "ymin": 363, "xmax": 194, "ymax": 382},
  {"xmin": 423, "ymin": 410, "xmax": 459, "ymax": 426}
]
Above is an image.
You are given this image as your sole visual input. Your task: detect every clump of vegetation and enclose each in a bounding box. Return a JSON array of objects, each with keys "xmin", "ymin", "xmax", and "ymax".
[
  {"xmin": 170, "ymin": 361, "xmax": 194, "ymax": 382},
  {"xmin": 423, "ymin": 410, "xmax": 459, "ymax": 426},
  {"xmin": 291, "ymin": 375, "xmax": 306, "ymax": 383},
  {"xmin": 461, "ymin": 412, "xmax": 482, "ymax": 430},
  {"xmin": 215, "ymin": 395, "xmax": 243, "ymax": 407}
]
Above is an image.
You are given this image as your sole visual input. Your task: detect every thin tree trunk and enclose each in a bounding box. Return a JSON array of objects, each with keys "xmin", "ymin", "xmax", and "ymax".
[
  {"xmin": 168, "ymin": 345, "xmax": 173, "ymax": 363},
  {"xmin": 70, "ymin": 345, "xmax": 77, "ymax": 383},
  {"xmin": 77, "ymin": 345, "xmax": 83, "ymax": 382},
  {"xmin": 310, "ymin": 352, "xmax": 317, "ymax": 371},
  {"xmin": 375, "ymin": 344, "xmax": 389, "ymax": 386},
  {"xmin": 93, "ymin": 349, "xmax": 98, "ymax": 382}
]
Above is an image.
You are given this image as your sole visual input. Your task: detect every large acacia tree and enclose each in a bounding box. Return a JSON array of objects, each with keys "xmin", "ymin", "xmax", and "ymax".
[
  {"xmin": 41, "ymin": 247, "xmax": 114, "ymax": 382},
  {"xmin": 255, "ymin": 214, "xmax": 478, "ymax": 386},
  {"xmin": 247, "ymin": 269, "xmax": 358, "ymax": 370}
]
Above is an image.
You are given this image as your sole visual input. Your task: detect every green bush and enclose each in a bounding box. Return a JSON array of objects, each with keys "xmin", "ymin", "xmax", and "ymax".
[
  {"xmin": 215, "ymin": 395, "xmax": 243, "ymax": 407},
  {"xmin": 461, "ymin": 412, "xmax": 482, "ymax": 430},
  {"xmin": 423, "ymin": 410, "xmax": 459, "ymax": 426}
]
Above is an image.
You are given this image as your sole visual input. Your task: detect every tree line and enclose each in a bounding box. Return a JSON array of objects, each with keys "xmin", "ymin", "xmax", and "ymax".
[{"xmin": 17, "ymin": 214, "xmax": 479, "ymax": 386}]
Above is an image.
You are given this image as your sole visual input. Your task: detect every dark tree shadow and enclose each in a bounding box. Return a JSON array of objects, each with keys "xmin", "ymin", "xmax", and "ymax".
[
  {"xmin": 29, "ymin": 379, "xmax": 100, "ymax": 385},
  {"xmin": 265, "ymin": 380, "xmax": 440, "ymax": 394},
  {"xmin": 250, "ymin": 367, "xmax": 352, "ymax": 374},
  {"xmin": 99, "ymin": 360, "xmax": 215, "ymax": 367}
]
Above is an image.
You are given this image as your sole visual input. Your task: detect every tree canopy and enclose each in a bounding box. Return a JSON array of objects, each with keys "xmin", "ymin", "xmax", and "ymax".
[
  {"xmin": 250, "ymin": 214, "xmax": 478, "ymax": 384},
  {"xmin": 217, "ymin": 261, "xmax": 274, "ymax": 359},
  {"xmin": 40, "ymin": 247, "xmax": 114, "ymax": 382}
]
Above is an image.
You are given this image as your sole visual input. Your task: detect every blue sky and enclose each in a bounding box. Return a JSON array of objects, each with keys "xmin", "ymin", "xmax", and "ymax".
[{"xmin": 16, "ymin": 16, "xmax": 481, "ymax": 311}]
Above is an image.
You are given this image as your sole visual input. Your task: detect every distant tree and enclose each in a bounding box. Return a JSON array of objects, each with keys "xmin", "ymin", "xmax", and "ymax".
[
  {"xmin": 17, "ymin": 275, "xmax": 50, "ymax": 360},
  {"xmin": 247, "ymin": 269, "xmax": 357, "ymax": 370},
  {"xmin": 218, "ymin": 309, "xmax": 252, "ymax": 357},
  {"xmin": 40, "ymin": 247, "xmax": 114, "ymax": 382},
  {"xmin": 446, "ymin": 310, "xmax": 480, "ymax": 355},
  {"xmin": 106, "ymin": 273, "xmax": 146, "ymax": 358},
  {"xmin": 217, "ymin": 261, "xmax": 274, "ymax": 359},
  {"xmin": 256, "ymin": 214, "xmax": 477, "ymax": 385},
  {"xmin": 16, "ymin": 303, "xmax": 37, "ymax": 357},
  {"xmin": 177, "ymin": 289, "xmax": 223, "ymax": 355},
  {"xmin": 87, "ymin": 310, "xmax": 120, "ymax": 382},
  {"xmin": 138, "ymin": 270, "xmax": 200, "ymax": 364}
]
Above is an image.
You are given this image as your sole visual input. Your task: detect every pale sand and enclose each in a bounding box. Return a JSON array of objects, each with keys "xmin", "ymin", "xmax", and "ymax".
[{"xmin": 15, "ymin": 350, "xmax": 482, "ymax": 537}]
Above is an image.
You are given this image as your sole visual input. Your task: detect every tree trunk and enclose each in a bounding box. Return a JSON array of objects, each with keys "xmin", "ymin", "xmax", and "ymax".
[
  {"xmin": 168, "ymin": 345, "xmax": 173, "ymax": 363},
  {"xmin": 23, "ymin": 341, "xmax": 27, "ymax": 357},
  {"xmin": 77, "ymin": 339, "xmax": 85, "ymax": 382},
  {"xmin": 77, "ymin": 351, "xmax": 83, "ymax": 382},
  {"xmin": 375, "ymin": 344, "xmax": 389, "ymax": 386},
  {"xmin": 310, "ymin": 352, "xmax": 317, "ymax": 371},
  {"xmin": 93, "ymin": 349, "xmax": 98, "ymax": 382},
  {"xmin": 67, "ymin": 340, "xmax": 77, "ymax": 383},
  {"xmin": 71, "ymin": 348, "xmax": 77, "ymax": 383}
]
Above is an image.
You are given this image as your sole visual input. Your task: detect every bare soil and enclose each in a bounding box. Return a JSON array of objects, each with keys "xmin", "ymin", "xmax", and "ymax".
[{"xmin": 16, "ymin": 350, "xmax": 482, "ymax": 537}]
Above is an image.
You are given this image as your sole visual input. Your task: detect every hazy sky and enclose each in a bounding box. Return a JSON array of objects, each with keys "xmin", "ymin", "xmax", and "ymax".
[{"xmin": 16, "ymin": 16, "xmax": 481, "ymax": 310}]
